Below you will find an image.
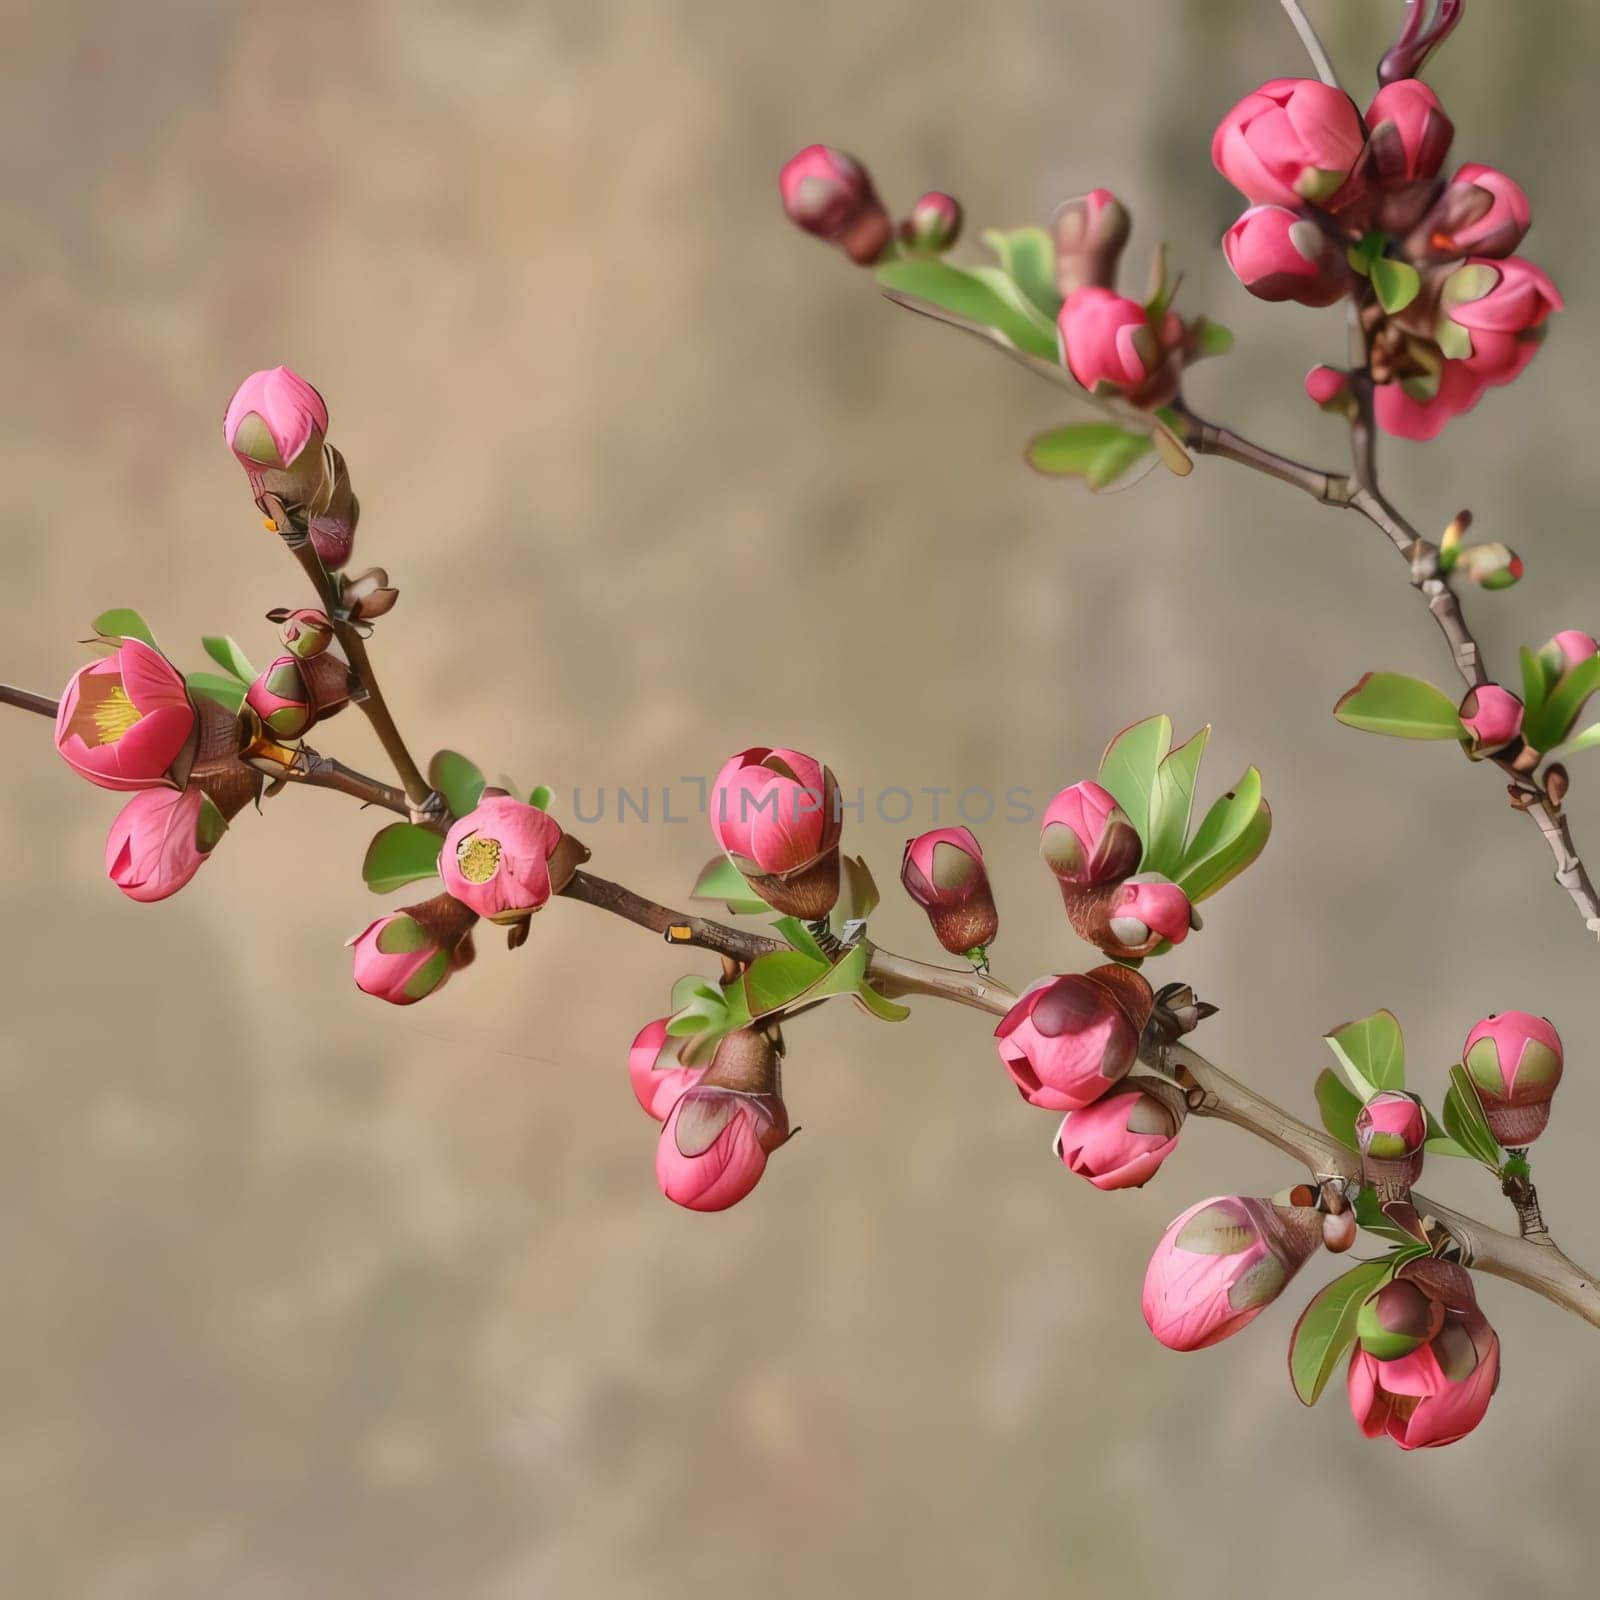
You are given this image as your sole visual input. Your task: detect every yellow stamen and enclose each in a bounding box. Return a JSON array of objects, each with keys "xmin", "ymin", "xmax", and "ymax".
[
  {"xmin": 262, "ymin": 517, "xmax": 279, "ymax": 533},
  {"xmin": 456, "ymin": 834, "xmax": 502, "ymax": 884},
  {"xmin": 69, "ymin": 678, "xmax": 144, "ymax": 748}
]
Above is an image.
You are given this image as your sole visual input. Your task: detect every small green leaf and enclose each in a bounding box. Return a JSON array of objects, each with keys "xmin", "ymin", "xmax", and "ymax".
[
  {"xmin": 691, "ymin": 855, "xmax": 772, "ymax": 916},
  {"xmin": 1543, "ymin": 722, "xmax": 1600, "ymax": 763},
  {"xmin": 772, "ymin": 915, "xmax": 830, "ymax": 964},
  {"xmin": 1334, "ymin": 672, "xmax": 1464, "ymax": 740},
  {"xmin": 1347, "ymin": 231, "xmax": 1387, "ymax": 275},
  {"xmin": 1525, "ymin": 656, "xmax": 1600, "ymax": 752},
  {"xmin": 201, "ymin": 635, "xmax": 257, "ymax": 685},
  {"xmin": 1175, "ymin": 768, "xmax": 1269, "ymax": 903},
  {"xmin": 91, "ymin": 608, "xmax": 157, "ymax": 649},
  {"xmin": 1443, "ymin": 1063, "xmax": 1505, "ymax": 1170},
  {"xmin": 1193, "ymin": 320, "xmax": 1234, "ymax": 358},
  {"xmin": 876, "ymin": 259, "xmax": 1061, "ymax": 362},
  {"xmin": 1325, "ymin": 1009, "xmax": 1406, "ymax": 1098},
  {"xmin": 428, "ymin": 750, "xmax": 487, "ymax": 819},
  {"xmin": 194, "ymin": 792, "xmax": 230, "ymax": 854},
  {"xmin": 981, "ymin": 225, "xmax": 1061, "ymax": 320},
  {"xmin": 185, "ymin": 671, "xmax": 246, "ymax": 713},
  {"xmin": 1026, "ymin": 423, "xmax": 1154, "ymax": 492},
  {"xmin": 1352, "ymin": 1188, "xmax": 1428, "ymax": 1246},
  {"xmin": 1144, "ymin": 725, "xmax": 1210, "ymax": 877},
  {"xmin": 1288, "ymin": 1256, "xmax": 1396, "ymax": 1406},
  {"xmin": 361, "ymin": 822, "xmax": 445, "ymax": 893},
  {"xmin": 1098, "ymin": 715, "xmax": 1172, "ymax": 851},
  {"xmin": 528, "ymin": 783, "xmax": 552, "ymax": 810},
  {"xmin": 832, "ymin": 854, "xmax": 880, "ymax": 930},
  {"xmin": 1314, "ymin": 1067, "xmax": 1362, "ymax": 1152},
  {"xmin": 1371, "ymin": 256, "xmax": 1421, "ymax": 314},
  {"xmin": 1085, "ymin": 432, "xmax": 1155, "ymax": 492},
  {"xmin": 742, "ymin": 950, "xmax": 831, "ymax": 1019},
  {"xmin": 1520, "ymin": 645, "xmax": 1553, "ymax": 719}
]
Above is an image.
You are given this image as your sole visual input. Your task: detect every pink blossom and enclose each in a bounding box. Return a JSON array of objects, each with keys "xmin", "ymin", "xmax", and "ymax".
[
  {"xmin": 55, "ymin": 638, "xmax": 195, "ymax": 792},
  {"xmin": 1058, "ymin": 288, "xmax": 1181, "ymax": 406},
  {"xmin": 1355, "ymin": 1090, "xmax": 1427, "ymax": 1160},
  {"xmin": 440, "ymin": 797, "xmax": 566, "ymax": 924},
  {"xmin": 994, "ymin": 972, "xmax": 1144, "ymax": 1111},
  {"xmin": 1373, "ymin": 361, "xmax": 1488, "ymax": 440},
  {"xmin": 1143, "ymin": 1194, "xmax": 1322, "ymax": 1351},
  {"xmin": 1305, "ymin": 365, "xmax": 1351, "ymax": 408},
  {"xmin": 1458, "ymin": 684, "xmax": 1524, "ymax": 757},
  {"xmin": 1039, "ymin": 780, "xmax": 1142, "ymax": 887},
  {"xmin": 1348, "ymin": 1304, "xmax": 1499, "ymax": 1450},
  {"xmin": 710, "ymin": 747, "xmax": 840, "ymax": 877},
  {"xmin": 1211, "ymin": 78, "xmax": 1367, "ymax": 209},
  {"xmin": 350, "ymin": 911, "xmax": 456, "ymax": 1005},
  {"xmin": 223, "ymin": 366, "xmax": 327, "ymax": 480},
  {"xmin": 1104, "ymin": 874, "xmax": 1195, "ymax": 950},
  {"xmin": 902, "ymin": 191, "xmax": 963, "ymax": 253},
  {"xmin": 1417, "ymin": 164, "xmax": 1532, "ymax": 260},
  {"xmin": 1223, "ymin": 205, "xmax": 1347, "ymax": 306},
  {"xmin": 628, "ymin": 1018, "xmax": 707, "ymax": 1123},
  {"xmin": 1548, "ymin": 631, "xmax": 1599, "ymax": 673},
  {"xmin": 900, "ymin": 826, "xmax": 998, "ymax": 954},
  {"xmin": 104, "ymin": 786, "xmax": 224, "ymax": 903},
  {"xmin": 655, "ymin": 1086, "xmax": 788, "ymax": 1212},
  {"xmin": 1363, "ymin": 80, "xmax": 1453, "ymax": 185},
  {"xmin": 1462, "ymin": 1010, "xmax": 1563, "ymax": 1145},
  {"xmin": 1442, "ymin": 257, "xmax": 1563, "ymax": 380},
  {"xmin": 1053, "ymin": 1080, "xmax": 1182, "ymax": 1190},
  {"xmin": 778, "ymin": 145, "xmax": 893, "ymax": 265}
]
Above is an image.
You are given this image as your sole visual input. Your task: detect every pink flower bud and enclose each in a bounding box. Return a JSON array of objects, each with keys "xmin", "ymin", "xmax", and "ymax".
[
  {"xmin": 1462, "ymin": 1010, "xmax": 1563, "ymax": 1145},
  {"xmin": 1305, "ymin": 365, "xmax": 1355, "ymax": 415},
  {"xmin": 245, "ymin": 653, "xmax": 347, "ymax": 739},
  {"xmin": 440, "ymin": 796, "xmax": 571, "ymax": 924},
  {"xmin": 223, "ymin": 366, "xmax": 328, "ymax": 482},
  {"xmin": 1223, "ymin": 205, "xmax": 1347, "ymax": 306},
  {"xmin": 1373, "ymin": 361, "xmax": 1488, "ymax": 441},
  {"xmin": 1052, "ymin": 1078, "xmax": 1184, "ymax": 1190},
  {"xmin": 778, "ymin": 144, "xmax": 893, "ymax": 266},
  {"xmin": 1104, "ymin": 873, "xmax": 1196, "ymax": 952},
  {"xmin": 900, "ymin": 826, "xmax": 998, "ymax": 956},
  {"xmin": 994, "ymin": 966, "xmax": 1152, "ymax": 1112},
  {"xmin": 1142, "ymin": 1194, "xmax": 1323, "ymax": 1351},
  {"xmin": 55, "ymin": 638, "xmax": 195, "ymax": 793},
  {"xmin": 1040, "ymin": 780, "xmax": 1142, "ymax": 887},
  {"xmin": 1348, "ymin": 1295, "xmax": 1499, "ymax": 1450},
  {"xmin": 1363, "ymin": 80, "xmax": 1453, "ymax": 186},
  {"xmin": 1052, "ymin": 188, "xmax": 1132, "ymax": 296},
  {"xmin": 270, "ymin": 607, "xmax": 334, "ymax": 659},
  {"xmin": 350, "ymin": 894, "xmax": 475, "ymax": 1006},
  {"xmin": 628, "ymin": 1018, "xmax": 707, "ymax": 1122},
  {"xmin": 1058, "ymin": 287, "xmax": 1181, "ymax": 408},
  {"xmin": 1412, "ymin": 164, "xmax": 1532, "ymax": 261},
  {"xmin": 1547, "ymin": 630, "xmax": 1599, "ymax": 673},
  {"xmin": 1355, "ymin": 1090, "xmax": 1427, "ymax": 1195},
  {"xmin": 104, "ymin": 786, "xmax": 227, "ymax": 903},
  {"xmin": 1440, "ymin": 257, "xmax": 1563, "ymax": 380},
  {"xmin": 710, "ymin": 746, "xmax": 842, "ymax": 919},
  {"xmin": 1211, "ymin": 78, "xmax": 1367, "ymax": 210},
  {"xmin": 1458, "ymin": 684, "xmax": 1523, "ymax": 758},
  {"xmin": 901, "ymin": 190, "xmax": 963, "ymax": 253}
]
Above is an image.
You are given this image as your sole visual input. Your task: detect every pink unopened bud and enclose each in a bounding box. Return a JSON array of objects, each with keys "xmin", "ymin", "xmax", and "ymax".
[
  {"xmin": 1058, "ymin": 287, "xmax": 1181, "ymax": 408},
  {"xmin": 440, "ymin": 797, "xmax": 575, "ymax": 925},
  {"xmin": 710, "ymin": 746, "xmax": 842, "ymax": 919},
  {"xmin": 1211, "ymin": 78, "xmax": 1367, "ymax": 210},
  {"xmin": 1458, "ymin": 684, "xmax": 1523, "ymax": 758},
  {"xmin": 55, "ymin": 638, "xmax": 196, "ymax": 793},
  {"xmin": 900, "ymin": 826, "xmax": 998, "ymax": 956},
  {"xmin": 270, "ymin": 607, "xmax": 335, "ymax": 659},
  {"xmin": 223, "ymin": 366, "xmax": 328, "ymax": 486},
  {"xmin": 1104, "ymin": 873, "xmax": 1196, "ymax": 952},
  {"xmin": 1052, "ymin": 1078, "xmax": 1185, "ymax": 1190},
  {"xmin": 1223, "ymin": 205, "xmax": 1347, "ymax": 306},
  {"xmin": 779, "ymin": 144, "xmax": 893, "ymax": 266},
  {"xmin": 628, "ymin": 1017, "xmax": 708, "ymax": 1123},
  {"xmin": 1142, "ymin": 1194, "xmax": 1323, "ymax": 1351},
  {"xmin": 1412, "ymin": 164, "xmax": 1532, "ymax": 261},
  {"xmin": 1462, "ymin": 1010, "xmax": 1563, "ymax": 1145},
  {"xmin": 104, "ymin": 786, "xmax": 227, "ymax": 903},
  {"xmin": 1349, "ymin": 1293, "xmax": 1499, "ymax": 1450},
  {"xmin": 1052, "ymin": 188, "xmax": 1132, "ymax": 296},
  {"xmin": 1305, "ymin": 365, "xmax": 1354, "ymax": 413},
  {"xmin": 350, "ymin": 894, "xmax": 475, "ymax": 1006},
  {"xmin": 901, "ymin": 190, "xmax": 962, "ymax": 253},
  {"xmin": 1355, "ymin": 1090, "xmax": 1427, "ymax": 1195},
  {"xmin": 1439, "ymin": 257, "xmax": 1563, "ymax": 381},
  {"xmin": 1364, "ymin": 80, "xmax": 1453, "ymax": 187},
  {"xmin": 1040, "ymin": 780, "xmax": 1142, "ymax": 888},
  {"xmin": 994, "ymin": 966, "xmax": 1153, "ymax": 1112},
  {"xmin": 1547, "ymin": 630, "xmax": 1599, "ymax": 674},
  {"xmin": 244, "ymin": 653, "xmax": 349, "ymax": 741}
]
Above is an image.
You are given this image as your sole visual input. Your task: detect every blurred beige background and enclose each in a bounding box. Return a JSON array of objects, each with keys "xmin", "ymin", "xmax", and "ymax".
[{"xmin": 3, "ymin": 0, "xmax": 1600, "ymax": 1594}]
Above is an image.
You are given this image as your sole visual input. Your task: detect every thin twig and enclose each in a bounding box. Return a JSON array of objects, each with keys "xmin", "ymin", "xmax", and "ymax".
[
  {"xmin": 1279, "ymin": 0, "xmax": 1342, "ymax": 89},
  {"xmin": 0, "ymin": 683, "xmax": 59, "ymax": 719}
]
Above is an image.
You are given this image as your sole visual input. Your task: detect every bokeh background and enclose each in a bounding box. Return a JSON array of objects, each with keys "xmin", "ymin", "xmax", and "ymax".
[{"xmin": 4, "ymin": 0, "xmax": 1600, "ymax": 1594}]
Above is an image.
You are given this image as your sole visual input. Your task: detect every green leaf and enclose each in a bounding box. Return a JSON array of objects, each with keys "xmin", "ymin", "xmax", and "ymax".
[
  {"xmin": 1347, "ymin": 231, "xmax": 1387, "ymax": 275},
  {"xmin": 1144, "ymin": 725, "xmax": 1210, "ymax": 877},
  {"xmin": 185, "ymin": 671, "xmax": 246, "ymax": 713},
  {"xmin": 201, "ymin": 635, "xmax": 257, "ymax": 685},
  {"xmin": 1098, "ymin": 715, "xmax": 1172, "ymax": 851},
  {"xmin": 1085, "ymin": 432, "xmax": 1155, "ymax": 492},
  {"xmin": 1353, "ymin": 1187, "xmax": 1428, "ymax": 1246},
  {"xmin": 981, "ymin": 225, "xmax": 1061, "ymax": 320},
  {"xmin": 1334, "ymin": 672, "xmax": 1464, "ymax": 740},
  {"xmin": 1443, "ymin": 1063, "xmax": 1505, "ymax": 1170},
  {"xmin": 91, "ymin": 608, "xmax": 157, "ymax": 649},
  {"xmin": 361, "ymin": 822, "xmax": 445, "ymax": 893},
  {"xmin": 1175, "ymin": 767, "xmax": 1269, "ymax": 902},
  {"xmin": 1520, "ymin": 645, "xmax": 1552, "ymax": 719},
  {"xmin": 691, "ymin": 855, "xmax": 772, "ymax": 916},
  {"xmin": 428, "ymin": 750, "xmax": 487, "ymax": 819},
  {"xmin": 1192, "ymin": 320, "xmax": 1234, "ymax": 358},
  {"xmin": 666, "ymin": 974, "xmax": 734, "ymax": 1038},
  {"xmin": 1525, "ymin": 656, "xmax": 1600, "ymax": 752},
  {"xmin": 967, "ymin": 265, "xmax": 1063, "ymax": 348},
  {"xmin": 772, "ymin": 915, "xmax": 830, "ymax": 964},
  {"xmin": 1288, "ymin": 1256, "xmax": 1396, "ymax": 1406},
  {"xmin": 528, "ymin": 784, "xmax": 552, "ymax": 810},
  {"xmin": 1314, "ymin": 1067, "xmax": 1362, "ymax": 1152},
  {"xmin": 1371, "ymin": 256, "xmax": 1421, "ymax": 314},
  {"xmin": 1543, "ymin": 722, "xmax": 1600, "ymax": 763},
  {"xmin": 1325, "ymin": 1009, "xmax": 1406, "ymax": 1098},
  {"xmin": 831, "ymin": 854, "xmax": 881, "ymax": 931},
  {"xmin": 1026, "ymin": 423, "xmax": 1139, "ymax": 476},
  {"xmin": 742, "ymin": 950, "xmax": 831, "ymax": 1019},
  {"xmin": 876, "ymin": 259, "xmax": 1061, "ymax": 362}
]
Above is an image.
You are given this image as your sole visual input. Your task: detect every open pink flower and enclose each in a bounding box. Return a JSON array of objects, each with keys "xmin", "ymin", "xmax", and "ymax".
[
  {"xmin": 1462, "ymin": 1010, "xmax": 1563, "ymax": 1145},
  {"xmin": 1053, "ymin": 1080, "xmax": 1183, "ymax": 1190},
  {"xmin": 1348, "ymin": 1303, "xmax": 1499, "ymax": 1450},
  {"xmin": 1058, "ymin": 287, "xmax": 1181, "ymax": 407},
  {"xmin": 1441, "ymin": 257, "xmax": 1563, "ymax": 380},
  {"xmin": 1212, "ymin": 78, "xmax": 1367, "ymax": 209},
  {"xmin": 104, "ymin": 786, "xmax": 225, "ymax": 903},
  {"xmin": 900, "ymin": 826, "xmax": 998, "ymax": 955},
  {"xmin": 223, "ymin": 366, "xmax": 328, "ymax": 486},
  {"xmin": 1373, "ymin": 361, "xmax": 1488, "ymax": 440},
  {"xmin": 1142, "ymin": 1194, "xmax": 1322, "ymax": 1351},
  {"xmin": 710, "ymin": 747, "xmax": 840, "ymax": 876},
  {"xmin": 994, "ymin": 970, "xmax": 1149, "ymax": 1111},
  {"xmin": 1040, "ymin": 780, "xmax": 1142, "ymax": 887},
  {"xmin": 441, "ymin": 797, "xmax": 567, "ymax": 924},
  {"xmin": 1223, "ymin": 205, "xmax": 1347, "ymax": 306},
  {"xmin": 55, "ymin": 638, "xmax": 195, "ymax": 792},
  {"xmin": 778, "ymin": 145, "xmax": 893, "ymax": 265},
  {"xmin": 628, "ymin": 1018, "xmax": 707, "ymax": 1123},
  {"xmin": 1364, "ymin": 79, "xmax": 1453, "ymax": 186},
  {"xmin": 656, "ymin": 1086, "xmax": 789, "ymax": 1212}
]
